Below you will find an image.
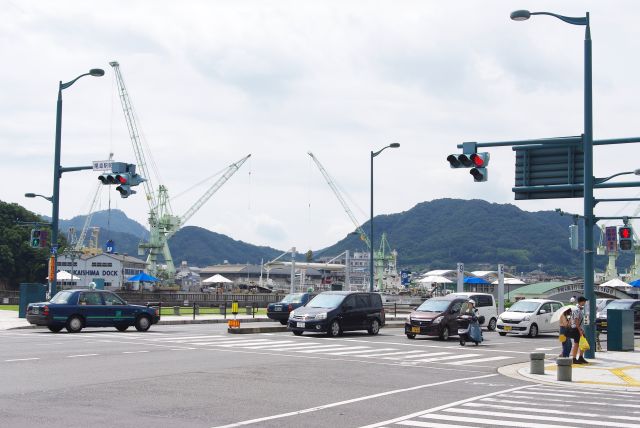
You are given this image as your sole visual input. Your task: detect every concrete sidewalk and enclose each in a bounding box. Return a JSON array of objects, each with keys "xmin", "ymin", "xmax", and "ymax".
[{"xmin": 500, "ymin": 344, "xmax": 640, "ymax": 391}]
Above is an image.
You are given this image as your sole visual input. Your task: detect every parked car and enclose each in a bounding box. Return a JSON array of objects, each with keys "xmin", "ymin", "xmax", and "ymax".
[
  {"xmin": 596, "ymin": 298, "xmax": 615, "ymax": 313},
  {"xmin": 405, "ymin": 295, "xmax": 467, "ymax": 340},
  {"xmin": 449, "ymin": 292, "xmax": 498, "ymax": 330},
  {"xmin": 496, "ymin": 299, "xmax": 563, "ymax": 337},
  {"xmin": 26, "ymin": 289, "xmax": 160, "ymax": 333},
  {"xmin": 267, "ymin": 293, "xmax": 311, "ymax": 325},
  {"xmin": 288, "ymin": 291, "xmax": 385, "ymax": 337},
  {"xmin": 596, "ymin": 299, "xmax": 640, "ymax": 332}
]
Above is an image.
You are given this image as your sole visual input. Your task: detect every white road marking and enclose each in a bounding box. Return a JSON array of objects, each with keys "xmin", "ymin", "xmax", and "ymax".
[
  {"xmin": 216, "ymin": 340, "xmax": 275, "ymax": 347},
  {"xmin": 212, "ymin": 373, "xmax": 499, "ymax": 428},
  {"xmin": 411, "ymin": 354, "xmax": 480, "ymax": 363},
  {"xmin": 384, "ymin": 352, "xmax": 451, "ymax": 361},
  {"xmin": 462, "ymin": 402, "xmax": 640, "ymax": 422},
  {"xmin": 296, "ymin": 345, "xmax": 361, "ymax": 353},
  {"xmin": 396, "ymin": 422, "xmax": 471, "ymax": 428},
  {"xmin": 122, "ymin": 350, "xmax": 150, "ymax": 354},
  {"xmin": 4, "ymin": 357, "xmax": 40, "ymax": 362},
  {"xmin": 414, "ymin": 413, "xmax": 580, "ymax": 428},
  {"xmin": 66, "ymin": 353, "xmax": 99, "ymax": 358},
  {"xmin": 242, "ymin": 341, "xmax": 298, "ymax": 349},
  {"xmin": 328, "ymin": 348, "xmax": 397, "ymax": 356},
  {"xmin": 447, "ymin": 356, "xmax": 512, "ymax": 365},
  {"xmin": 363, "ymin": 350, "xmax": 424, "ymax": 358}
]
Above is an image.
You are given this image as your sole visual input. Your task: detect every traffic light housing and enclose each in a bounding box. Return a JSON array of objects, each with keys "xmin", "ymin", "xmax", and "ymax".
[
  {"xmin": 98, "ymin": 163, "xmax": 145, "ymax": 199},
  {"xmin": 30, "ymin": 229, "xmax": 48, "ymax": 248},
  {"xmin": 569, "ymin": 224, "xmax": 579, "ymax": 250},
  {"xmin": 446, "ymin": 151, "xmax": 490, "ymax": 182},
  {"xmin": 619, "ymin": 226, "xmax": 634, "ymax": 251}
]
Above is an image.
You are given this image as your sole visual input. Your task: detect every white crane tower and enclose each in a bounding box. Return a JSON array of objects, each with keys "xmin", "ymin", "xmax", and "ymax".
[
  {"xmin": 110, "ymin": 61, "xmax": 250, "ymax": 281},
  {"xmin": 307, "ymin": 152, "xmax": 399, "ymax": 291}
]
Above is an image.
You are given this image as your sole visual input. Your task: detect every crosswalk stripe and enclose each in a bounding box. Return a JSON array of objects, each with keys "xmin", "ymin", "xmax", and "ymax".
[
  {"xmin": 463, "ymin": 402, "xmax": 640, "ymax": 421},
  {"xmin": 538, "ymin": 386, "xmax": 640, "ymax": 398},
  {"xmin": 416, "ymin": 413, "xmax": 581, "ymax": 428},
  {"xmin": 216, "ymin": 340, "xmax": 275, "ymax": 347},
  {"xmin": 481, "ymin": 397, "xmax": 639, "ymax": 410},
  {"xmin": 148, "ymin": 335, "xmax": 221, "ymax": 341},
  {"xmin": 382, "ymin": 352, "xmax": 451, "ymax": 361},
  {"xmin": 185, "ymin": 338, "xmax": 258, "ymax": 345},
  {"xmin": 243, "ymin": 341, "xmax": 299, "ymax": 349},
  {"xmin": 412, "ymin": 354, "xmax": 480, "ymax": 363},
  {"xmin": 296, "ymin": 345, "xmax": 365, "ymax": 354},
  {"xmin": 268, "ymin": 343, "xmax": 342, "ymax": 351},
  {"xmin": 328, "ymin": 348, "xmax": 397, "ymax": 356},
  {"xmin": 508, "ymin": 390, "xmax": 640, "ymax": 403},
  {"xmin": 442, "ymin": 408, "xmax": 640, "ymax": 428},
  {"xmin": 395, "ymin": 420, "xmax": 473, "ymax": 428},
  {"xmin": 363, "ymin": 350, "xmax": 424, "ymax": 358},
  {"xmin": 447, "ymin": 356, "xmax": 512, "ymax": 365}
]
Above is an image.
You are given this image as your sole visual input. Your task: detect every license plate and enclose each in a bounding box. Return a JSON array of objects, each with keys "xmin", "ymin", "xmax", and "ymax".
[
  {"xmin": 296, "ymin": 322, "xmax": 305, "ymax": 328},
  {"xmin": 411, "ymin": 326, "xmax": 420, "ymax": 333},
  {"xmin": 601, "ymin": 322, "xmax": 607, "ymax": 327},
  {"xmin": 503, "ymin": 325, "xmax": 512, "ymax": 331},
  {"xmin": 274, "ymin": 306, "xmax": 282, "ymax": 311},
  {"xmin": 32, "ymin": 307, "xmax": 39, "ymax": 314}
]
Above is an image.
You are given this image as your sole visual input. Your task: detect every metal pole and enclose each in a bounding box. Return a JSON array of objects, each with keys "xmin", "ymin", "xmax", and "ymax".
[
  {"xmin": 290, "ymin": 247, "xmax": 296, "ymax": 293},
  {"xmin": 457, "ymin": 263, "xmax": 464, "ymax": 293},
  {"xmin": 497, "ymin": 264, "xmax": 505, "ymax": 315},
  {"xmin": 370, "ymin": 151, "xmax": 374, "ymax": 292},
  {"xmin": 583, "ymin": 15, "xmax": 596, "ymax": 359},
  {"xmin": 345, "ymin": 250, "xmax": 350, "ymax": 290},
  {"xmin": 50, "ymin": 84, "xmax": 63, "ymax": 298}
]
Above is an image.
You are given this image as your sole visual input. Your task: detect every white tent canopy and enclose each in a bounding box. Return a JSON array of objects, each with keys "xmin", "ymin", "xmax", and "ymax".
[
  {"xmin": 491, "ymin": 278, "xmax": 526, "ymax": 285},
  {"xmin": 600, "ymin": 278, "xmax": 630, "ymax": 288},
  {"xmin": 418, "ymin": 275, "xmax": 453, "ymax": 284},
  {"xmin": 48, "ymin": 270, "xmax": 80, "ymax": 280},
  {"xmin": 202, "ymin": 274, "xmax": 233, "ymax": 284}
]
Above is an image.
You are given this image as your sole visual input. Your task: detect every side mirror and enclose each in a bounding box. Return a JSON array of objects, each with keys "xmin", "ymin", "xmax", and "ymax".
[{"xmin": 539, "ymin": 309, "xmax": 547, "ymax": 314}]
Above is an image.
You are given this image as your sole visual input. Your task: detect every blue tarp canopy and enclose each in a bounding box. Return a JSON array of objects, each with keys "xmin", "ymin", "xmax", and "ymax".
[
  {"xmin": 127, "ymin": 272, "xmax": 159, "ymax": 282},
  {"xmin": 629, "ymin": 279, "xmax": 640, "ymax": 288},
  {"xmin": 463, "ymin": 277, "xmax": 490, "ymax": 285}
]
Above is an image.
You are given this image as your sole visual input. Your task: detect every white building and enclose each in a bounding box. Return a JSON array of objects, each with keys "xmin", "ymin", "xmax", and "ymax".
[{"xmin": 56, "ymin": 253, "xmax": 147, "ymax": 290}]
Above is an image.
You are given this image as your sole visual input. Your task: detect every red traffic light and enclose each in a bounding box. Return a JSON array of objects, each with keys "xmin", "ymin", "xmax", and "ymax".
[
  {"xmin": 116, "ymin": 174, "xmax": 128, "ymax": 184},
  {"xmin": 620, "ymin": 227, "xmax": 632, "ymax": 239}
]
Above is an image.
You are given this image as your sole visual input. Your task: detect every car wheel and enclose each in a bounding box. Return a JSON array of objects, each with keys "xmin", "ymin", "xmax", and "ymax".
[
  {"xmin": 406, "ymin": 333, "xmax": 416, "ymax": 339},
  {"xmin": 368, "ymin": 319, "xmax": 380, "ymax": 335},
  {"xmin": 293, "ymin": 330, "xmax": 303, "ymax": 336},
  {"xmin": 327, "ymin": 320, "xmax": 341, "ymax": 337},
  {"xmin": 48, "ymin": 325, "xmax": 63, "ymax": 333},
  {"xmin": 115, "ymin": 324, "xmax": 129, "ymax": 332},
  {"xmin": 459, "ymin": 338, "xmax": 466, "ymax": 346},
  {"xmin": 488, "ymin": 318, "xmax": 497, "ymax": 331},
  {"xmin": 439, "ymin": 327, "xmax": 449, "ymax": 341},
  {"xmin": 135, "ymin": 315, "xmax": 151, "ymax": 332},
  {"xmin": 499, "ymin": 332, "xmax": 507, "ymax": 336},
  {"xmin": 66, "ymin": 316, "xmax": 83, "ymax": 333},
  {"xmin": 279, "ymin": 320, "xmax": 288, "ymax": 325},
  {"xmin": 528, "ymin": 323, "xmax": 539, "ymax": 338}
]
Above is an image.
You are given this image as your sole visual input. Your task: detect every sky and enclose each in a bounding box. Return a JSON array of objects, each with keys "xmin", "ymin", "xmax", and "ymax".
[{"xmin": 3, "ymin": 0, "xmax": 640, "ymax": 255}]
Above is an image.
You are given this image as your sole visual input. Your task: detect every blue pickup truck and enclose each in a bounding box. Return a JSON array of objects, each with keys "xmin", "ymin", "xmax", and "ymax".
[
  {"xmin": 26, "ymin": 289, "xmax": 160, "ymax": 333},
  {"xmin": 267, "ymin": 293, "xmax": 311, "ymax": 325}
]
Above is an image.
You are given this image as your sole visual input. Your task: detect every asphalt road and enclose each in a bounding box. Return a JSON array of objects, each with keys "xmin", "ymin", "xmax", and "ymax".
[{"xmin": 0, "ymin": 324, "xmax": 635, "ymax": 427}]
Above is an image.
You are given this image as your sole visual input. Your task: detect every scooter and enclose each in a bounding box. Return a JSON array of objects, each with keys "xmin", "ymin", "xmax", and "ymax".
[{"xmin": 457, "ymin": 314, "xmax": 484, "ymax": 346}]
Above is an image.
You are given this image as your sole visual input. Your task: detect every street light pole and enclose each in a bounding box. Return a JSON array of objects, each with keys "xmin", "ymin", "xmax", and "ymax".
[
  {"xmin": 511, "ymin": 10, "xmax": 595, "ymax": 358},
  {"xmin": 369, "ymin": 143, "xmax": 400, "ymax": 292},
  {"xmin": 50, "ymin": 69, "xmax": 104, "ymax": 298}
]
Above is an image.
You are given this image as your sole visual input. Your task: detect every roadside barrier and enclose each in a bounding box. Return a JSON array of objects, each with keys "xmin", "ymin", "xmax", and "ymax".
[{"xmin": 530, "ymin": 352, "xmax": 545, "ymax": 375}]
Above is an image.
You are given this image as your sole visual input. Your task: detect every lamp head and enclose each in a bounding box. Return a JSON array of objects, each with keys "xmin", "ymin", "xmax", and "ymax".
[
  {"xmin": 24, "ymin": 193, "xmax": 36, "ymax": 198},
  {"xmin": 390, "ymin": 143, "xmax": 400, "ymax": 148},
  {"xmin": 89, "ymin": 68, "xmax": 105, "ymax": 77},
  {"xmin": 510, "ymin": 10, "xmax": 531, "ymax": 21}
]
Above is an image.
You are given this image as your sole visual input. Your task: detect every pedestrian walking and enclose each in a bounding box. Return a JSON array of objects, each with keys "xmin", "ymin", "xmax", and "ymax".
[
  {"xmin": 570, "ymin": 296, "xmax": 588, "ymax": 364},
  {"xmin": 558, "ymin": 307, "xmax": 572, "ymax": 358}
]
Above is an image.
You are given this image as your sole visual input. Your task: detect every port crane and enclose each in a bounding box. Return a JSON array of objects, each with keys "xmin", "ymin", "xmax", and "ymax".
[
  {"xmin": 307, "ymin": 152, "xmax": 399, "ymax": 291},
  {"xmin": 110, "ymin": 61, "xmax": 250, "ymax": 280}
]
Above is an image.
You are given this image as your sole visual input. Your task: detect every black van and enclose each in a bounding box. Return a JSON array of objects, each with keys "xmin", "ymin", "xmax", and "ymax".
[
  {"xmin": 405, "ymin": 295, "xmax": 467, "ymax": 340},
  {"xmin": 288, "ymin": 291, "xmax": 385, "ymax": 337}
]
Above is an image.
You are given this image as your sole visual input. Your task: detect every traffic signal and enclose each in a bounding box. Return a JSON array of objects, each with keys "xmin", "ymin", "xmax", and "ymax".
[
  {"xmin": 98, "ymin": 163, "xmax": 145, "ymax": 199},
  {"xmin": 30, "ymin": 229, "xmax": 41, "ymax": 248},
  {"xmin": 619, "ymin": 226, "xmax": 634, "ymax": 251},
  {"xmin": 446, "ymin": 152, "xmax": 490, "ymax": 182}
]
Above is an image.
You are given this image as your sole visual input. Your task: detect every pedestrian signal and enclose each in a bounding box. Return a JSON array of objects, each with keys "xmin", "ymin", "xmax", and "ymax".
[{"xmin": 619, "ymin": 226, "xmax": 633, "ymax": 251}]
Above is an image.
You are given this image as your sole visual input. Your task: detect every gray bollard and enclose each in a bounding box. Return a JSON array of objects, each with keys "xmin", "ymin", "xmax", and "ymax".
[
  {"xmin": 530, "ymin": 352, "xmax": 546, "ymax": 375},
  {"xmin": 557, "ymin": 357, "xmax": 573, "ymax": 382},
  {"xmin": 173, "ymin": 306, "xmax": 180, "ymax": 315}
]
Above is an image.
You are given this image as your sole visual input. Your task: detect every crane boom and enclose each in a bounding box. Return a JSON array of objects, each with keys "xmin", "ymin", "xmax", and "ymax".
[
  {"xmin": 167, "ymin": 154, "xmax": 251, "ymax": 240},
  {"xmin": 308, "ymin": 152, "xmax": 371, "ymax": 249},
  {"xmin": 109, "ymin": 61, "xmax": 157, "ymax": 211}
]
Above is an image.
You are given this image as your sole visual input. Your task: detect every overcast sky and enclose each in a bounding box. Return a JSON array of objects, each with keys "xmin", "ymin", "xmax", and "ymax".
[{"xmin": 3, "ymin": 0, "xmax": 640, "ymax": 255}]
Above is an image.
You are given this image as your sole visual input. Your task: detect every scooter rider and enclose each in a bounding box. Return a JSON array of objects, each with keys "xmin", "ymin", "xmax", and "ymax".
[{"xmin": 463, "ymin": 299, "xmax": 479, "ymax": 318}]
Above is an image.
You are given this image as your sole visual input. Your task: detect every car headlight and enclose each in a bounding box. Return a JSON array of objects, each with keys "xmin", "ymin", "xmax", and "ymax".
[
  {"xmin": 497, "ymin": 316, "xmax": 503, "ymax": 322},
  {"xmin": 432, "ymin": 316, "xmax": 443, "ymax": 324},
  {"xmin": 524, "ymin": 315, "xmax": 531, "ymax": 321},
  {"xmin": 406, "ymin": 314, "xmax": 412, "ymax": 322},
  {"xmin": 315, "ymin": 312, "xmax": 327, "ymax": 320},
  {"xmin": 289, "ymin": 310, "xmax": 295, "ymax": 318}
]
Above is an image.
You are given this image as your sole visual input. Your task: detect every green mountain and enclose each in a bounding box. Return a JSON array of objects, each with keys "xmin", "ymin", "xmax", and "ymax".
[{"xmin": 317, "ymin": 198, "xmax": 630, "ymax": 276}]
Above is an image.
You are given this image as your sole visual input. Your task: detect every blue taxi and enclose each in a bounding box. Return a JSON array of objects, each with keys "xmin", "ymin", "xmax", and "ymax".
[{"xmin": 26, "ymin": 289, "xmax": 160, "ymax": 333}]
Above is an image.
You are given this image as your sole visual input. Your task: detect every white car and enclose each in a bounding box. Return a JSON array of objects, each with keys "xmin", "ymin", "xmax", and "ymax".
[
  {"xmin": 449, "ymin": 292, "xmax": 498, "ymax": 331},
  {"xmin": 496, "ymin": 299, "xmax": 564, "ymax": 337}
]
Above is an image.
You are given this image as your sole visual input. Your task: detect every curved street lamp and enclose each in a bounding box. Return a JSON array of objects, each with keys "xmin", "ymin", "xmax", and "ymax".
[
  {"xmin": 370, "ymin": 143, "xmax": 400, "ymax": 292},
  {"xmin": 50, "ymin": 68, "xmax": 104, "ymax": 297},
  {"xmin": 510, "ymin": 9, "xmax": 595, "ymax": 358}
]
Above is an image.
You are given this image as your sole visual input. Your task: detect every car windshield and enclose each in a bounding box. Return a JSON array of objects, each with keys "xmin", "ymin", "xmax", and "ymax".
[
  {"xmin": 508, "ymin": 301, "xmax": 540, "ymax": 313},
  {"xmin": 307, "ymin": 294, "xmax": 345, "ymax": 309},
  {"xmin": 49, "ymin": 291, "xmax": 73, "ymax": 304},
  {"xmin": 596, "ymin": 300, "xmax": 611, "ymax": 311},
  {"xmin": 605, "ymin": 301, "xmax": 633, "ymax": 310},
  {"xmin": 281, "ymin": 293, "xmax": 305, "ymax": 304},
  {"xmin": 417, "ymin": 300, "xmax": 451, "ymax": 312}
]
